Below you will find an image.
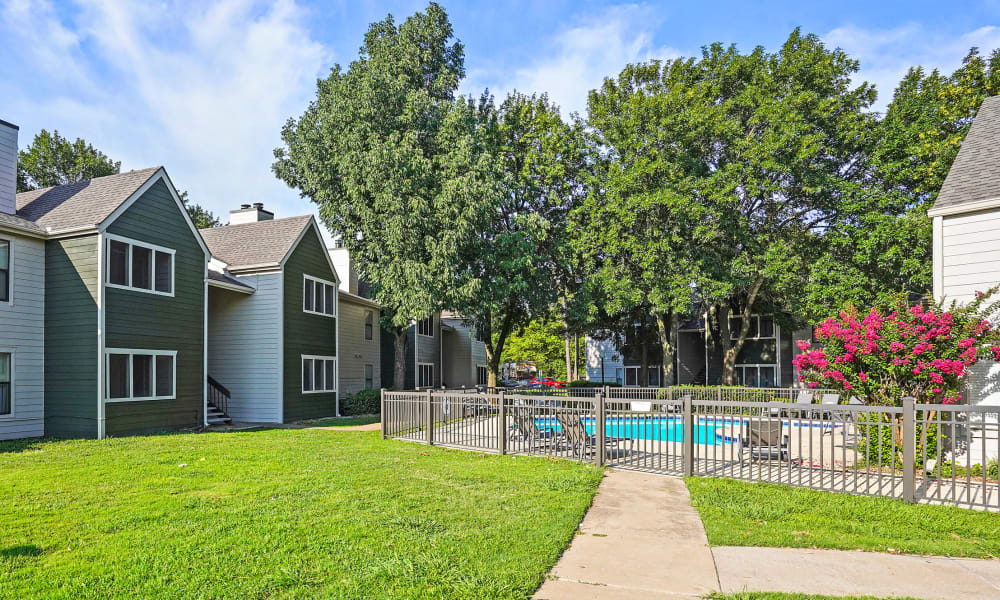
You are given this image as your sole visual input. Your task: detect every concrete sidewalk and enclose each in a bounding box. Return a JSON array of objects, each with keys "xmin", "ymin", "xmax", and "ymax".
[
  {"xmin": 533, "ymin": 470, "xmax": 720, "ymax": 599},
  {"xmin": 534, "ymin": 469, "xmax": 1000, "ymax": 600}
]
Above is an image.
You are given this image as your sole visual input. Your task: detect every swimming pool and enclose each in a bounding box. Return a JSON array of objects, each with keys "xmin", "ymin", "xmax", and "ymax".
[{"xmin": 533, "ymin": 416, "xmax": 840, "ymax": 445}]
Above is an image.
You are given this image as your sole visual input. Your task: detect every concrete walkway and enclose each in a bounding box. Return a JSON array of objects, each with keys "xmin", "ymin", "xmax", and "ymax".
[
  {"xmin": 533, "ymin": 470, "xmax": 720, "ymax": 599},
  {"xmin": 534, "ymin": 469, "xmax": 1000, "ymax": 600}
]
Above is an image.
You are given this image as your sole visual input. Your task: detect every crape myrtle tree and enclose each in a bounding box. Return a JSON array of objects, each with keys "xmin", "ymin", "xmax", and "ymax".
[
  {"xmin": 273, "ymin": 3, "xmax": 484, "ymax": 390},
  {"xmin": 451, "ymin": 92, "xmax": 589, "ymax": 387}
]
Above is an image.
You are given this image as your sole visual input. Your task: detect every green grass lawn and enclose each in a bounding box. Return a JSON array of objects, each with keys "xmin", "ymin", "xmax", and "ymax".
[
  {"xmin": 686, "ymin": 477, "xmax": 1000, "ymax": 558},
  {"xmin": 708, "ymin": 593, "xmax": 920, "ymax": 600},
  {"xmin": 0, "ymin": 430, "xmax": 602, "ymax": 599},
  {"xmin": 304, "ymin": 415, "xmax": 380, "ymax": 427}
]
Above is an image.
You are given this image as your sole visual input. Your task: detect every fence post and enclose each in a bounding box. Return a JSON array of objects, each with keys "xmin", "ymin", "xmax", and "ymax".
[
  {"xmin": 902, "ymin": 396, "xmax": 916, "ymax": 503},
  {"xmin": 498, "ymin": 390, "xmax": 507, "ymax": 455},
  {"xmin": 603, "ymin": 385, "xmax": 609, "ymax": 401},
  {"xmin": 426, "ymin": 388, "xmax": 434, "ymax": 446},
  {"xmin": 596, "ymin": 392, "xmax": 606, "ymax": 466},
  {"xmin": 683, "ymin": 394, "xmax": 694, "ymax": 476},
  {"xmin": 717, "ymin": 386, "xmax": 722, "ymax": 402},
  {"xmin": 380, "ymin": 388, "xmax": 387, "ymax": 439}
]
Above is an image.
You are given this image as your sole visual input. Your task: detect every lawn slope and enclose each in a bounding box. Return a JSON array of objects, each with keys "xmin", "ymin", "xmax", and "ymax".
[{"xmin": 0, "ymin": 430, "xmax": 602, "ymax": 599}]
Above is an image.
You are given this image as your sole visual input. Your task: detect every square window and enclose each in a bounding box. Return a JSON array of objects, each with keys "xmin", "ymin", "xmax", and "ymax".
[
  {"xmin": 154, "ymin": 251, "xmax": 172, "ymax": 294},
  {"xmin": 759, "ymin": 316, "xmax": 774, "ymax": 338},
  {"xmin": 133, "ymin": 354, "xmax": 152, "ymax": 398},
  {"xmin": 132, "ymin": 246, "xmax": 152, "ymax": 290},
  {"xmin": 109, "ymin": 240, "xmax": 128, "ymax": 286},
  {"xmin": 155, "ymin": 355, "xmax": 174, "ymax": 397},
  {"xmin": 108, "ymin": 354, "xmax": 130, "ymax": 399}
]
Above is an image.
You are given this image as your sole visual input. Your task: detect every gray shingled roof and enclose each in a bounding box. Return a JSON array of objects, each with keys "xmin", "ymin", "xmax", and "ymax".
[
  {"xmin": 15, "ymin": 167, "xmax": 161, "ymax": 232},
  {"xmin": 207, "ymin": 269, "xmax": 255, "ymax": 291},
  {"xmin": 199, "ymin": 215, "xmax": 313, "ymax": 270},
  {"xmin": 933, "ymin": 96, "xmax": 1000, "ymax": 212},
  {"xmin": 0, "ymin": 211, "xmax": 46, "ymax": 235}
]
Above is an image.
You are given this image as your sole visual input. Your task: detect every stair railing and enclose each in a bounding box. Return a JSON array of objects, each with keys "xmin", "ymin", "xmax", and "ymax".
[{"xmin": 207, "ymin": 375, "xmax": 231, "ymax": 418}]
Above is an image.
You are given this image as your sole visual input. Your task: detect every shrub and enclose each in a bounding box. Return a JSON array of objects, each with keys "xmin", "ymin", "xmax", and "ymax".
[
  {"xmin": 341, "ymin": 389, "xmax": 381, "ymax": 415},
  {"xmin": 567, "ymin": 380, "xmax": 621, "ymax": 388}
]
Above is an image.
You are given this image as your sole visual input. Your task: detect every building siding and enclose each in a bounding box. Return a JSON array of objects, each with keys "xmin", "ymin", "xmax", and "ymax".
[
  {"xmin": 414, "ymin": 316, "xmax": 441, "ymax": 387},
  {"xmin": 0, "ymin": 233, "xmax": 45, "ymax": 439},
  {"xmin": 44, "ymin": 235, "xmax": 99, "ymax": 437},
  {"xmin": 104, "ymin": 180, "xmax": 206, "ymax": 435},
  {"xmin": 207, "ymin": 274, "xmax": 283, "ymax": 423},
  {"xmin": 338, "ymin": 296, "xmax": 380, "ymax": 397},
  {"xmin": 283, "ymin": 226, "xmax": 338, "ymax": 421},
  {"xmin": 441, "ymin": 317, "xmax": 486, "ymax": 388},
  {"xmin": 940, "ymin": 209, "xmax": 1000, "ymax": 407}
]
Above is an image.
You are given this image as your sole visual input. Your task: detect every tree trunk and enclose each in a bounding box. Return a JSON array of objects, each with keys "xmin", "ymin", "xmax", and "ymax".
[
  {"xmin": 485, "ymin": 309, "xmax": 518, "ymax": 388},
  {"xmin": 392, "ymin": 329, "xmax": 408, "ymax": 391},
  {"xmin": 640, "ymin": 320, "xmax": 649, "ymax": 387},
  {"xmin": 654, "ymin": 311, "xmax": 677, "ymax": 387},
  {"xmin": 720, "ymin": 275, "xmax": 765, "ymax": 386},
  {"xmin": 564, "ymin": 329, "xmax": 573, "ymax": 382},
  {"xmin": 574, "ymin": 333, "xmax": 580, "ymax": 381}
]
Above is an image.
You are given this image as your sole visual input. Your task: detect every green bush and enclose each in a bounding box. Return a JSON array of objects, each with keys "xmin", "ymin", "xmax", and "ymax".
[
  {"xmin": 341, "ymin": 389, "xmax": 381, "ymax": 415},
  {"xmin": 856, "ymin": 412, "xmax": 941, "ymax": 469},
  {"xmin": 567, "ymin": 380, "xmax": 621, "ymax": 388}
]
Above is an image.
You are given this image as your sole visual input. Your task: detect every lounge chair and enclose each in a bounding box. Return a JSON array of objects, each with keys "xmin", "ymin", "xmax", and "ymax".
[
  {"xmin": 510, "ymin": 406, "xmax": 560, "ymax": 451},
  {"xmin": 771, "ymin": 390, "xmax": 815, "ymax": 417},
  {"xmin": 555, "ymin": 410, "xmax": 635, "ymax": 461},
  {"xmin": 740, "ymin": 419, "xmax": 789, "ymax": 461},
  {"xmin": 816, "ymin": 393, "xmax": 841, "ymax": 419}
]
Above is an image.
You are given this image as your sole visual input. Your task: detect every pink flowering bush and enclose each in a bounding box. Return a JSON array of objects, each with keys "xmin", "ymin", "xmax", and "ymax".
[{"xmin": 794, "ymin": 289, "xmax": 1000, "ymax": 407}]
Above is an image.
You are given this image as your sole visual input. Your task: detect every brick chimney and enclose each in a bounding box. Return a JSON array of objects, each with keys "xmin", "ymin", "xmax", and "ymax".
[
  {"xmin": 0, "ymin": 119, "xmax": 17, "ymax": 215},
  {"xmin": 229, "ymin": 202, "xmax": 273, "ymax": 224}
]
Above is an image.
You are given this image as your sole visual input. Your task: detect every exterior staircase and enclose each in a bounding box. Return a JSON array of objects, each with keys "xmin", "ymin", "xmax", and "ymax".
[{"xmin": 207, "ymin": 376, "xmax": 233, "ymax": 426}]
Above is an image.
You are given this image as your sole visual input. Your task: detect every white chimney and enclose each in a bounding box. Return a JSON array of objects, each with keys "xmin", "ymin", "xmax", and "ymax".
[
  {"xmin": 328, "ymin": 240, "xmax": 359, "ymax": 295},
  {"xmin": 229, "ymin": 202, "xmax": 273, "ymax": 225},
  {"xmin": 0, "ymin": 119, "xmax": 17, "ymax": 215}
]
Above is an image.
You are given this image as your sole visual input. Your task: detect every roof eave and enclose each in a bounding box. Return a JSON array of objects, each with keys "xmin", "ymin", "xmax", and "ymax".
[{"xmin": 927, "ymin": 196, "xmax": 1000, "ymax": 218}]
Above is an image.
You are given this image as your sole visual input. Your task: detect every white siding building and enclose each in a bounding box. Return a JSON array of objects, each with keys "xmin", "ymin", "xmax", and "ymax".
[
  {"xmin": 930, "ymin": 95, "xmax": 1000, "ymax": 409},
  {"xmin": 0, "ymin": 119, "xmax": 46, "ymax": 440}
]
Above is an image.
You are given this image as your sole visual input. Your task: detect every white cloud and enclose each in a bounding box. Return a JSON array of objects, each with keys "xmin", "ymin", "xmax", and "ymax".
[
  {"xmin": 463, "ymin": 4, "xmax": 682, "ymax": 118},
  {"xmin": 1, "ymin": 0, "xmax": 331, "ymax": 235},
  {"xmin": 823, "ymin": 23, "xmax": 1000, "ymax": 111}
]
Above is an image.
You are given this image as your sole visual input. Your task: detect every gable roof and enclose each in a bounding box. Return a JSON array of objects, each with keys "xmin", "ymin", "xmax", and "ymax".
[
  {"xmin": 15, "ymin": 167, "xmax": 161, "ymax": 233},
  {"xmin": 0, "ymin": 211, "xmax": 46, "ymax": 236},
  {"xmin": 930, "ymin": 96, "xmax": 1000, "ymax": 216},
  {"xmin": 199, "ymin": 215, "xmax": 315, "ymax": 271},
  {"xmin": 207, "ymin": 269, "xmax": 255, "ymax": 293}
]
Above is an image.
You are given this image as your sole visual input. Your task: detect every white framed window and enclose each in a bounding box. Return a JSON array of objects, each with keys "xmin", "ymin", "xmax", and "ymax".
[
  {"xmin": 0, "ymin": 351, "xmax": 12, "ymax": 416},
  {"xmin": 0, "ymin": 239, "xmax": 9, "ymax": 303},
  {"xmin": 302, "ymin": 355, "xmax": 337, "ymax": 393},
  {"xmin": 364, "ymin": 364, "xmax": 374, "ymax": 389},
  {"xmin": 104, "ymin": 349, "xmax": 176, "ymax": 401},
  {"xmin": 417, "ymin": 316, "xmax": 434, "ymax": 337},
  {"xmin": 729, "ymin": 315, "xmax": 774, "ymax": 340},
  {"xmin": 364, "ymin": 310, "xmax": 374, "ymax": 341},
  {"xmin": 303, "ymin": 275, "xmax": 337, "ymax": 317},
  {"xmin": 729, "ymin": 315, "xmax": 779, "ymax": 388},
  {"xmin": 476, "ymin": 365, "xmax": 488, "ymax": 386},
  {"xmin": 733, "ymin": 365, "xmax": 778, "ymax": 388},
  {"xmin": 105, "ymin": 234, "xmax": 174, "ymax": 296},
  {"xmin": 418, "ymin": 362, "xmax": 434, "ymax": 387}
]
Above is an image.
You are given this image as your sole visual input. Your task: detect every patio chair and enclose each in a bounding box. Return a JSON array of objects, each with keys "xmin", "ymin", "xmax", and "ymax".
[
  {"xmin": 740, "ymin": 419, "xmax": 789, "ymax": 461},
  {"xmin": 816, "ymin": 393, "xmax": 841, "ymax": 420},
  {"xmin": 555, "ymin": 410, "xmax": 635, "ymax": 462},
  {"xmin": 510, "ymin": 406, "xmax": 560, "ymax": 451},
  {"xmin": 770, "ymin": 390, "xmax": 814, "ymax": 417}
]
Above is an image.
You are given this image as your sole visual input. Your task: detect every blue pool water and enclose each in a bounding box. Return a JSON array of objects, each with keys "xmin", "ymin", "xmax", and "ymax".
[{"xmin": 534, "ymin": 416, "xmax": 734, "ymax": 445}]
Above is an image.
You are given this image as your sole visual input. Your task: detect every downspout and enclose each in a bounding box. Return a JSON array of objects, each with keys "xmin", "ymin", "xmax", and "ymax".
[
  {"xmin": 96, "ymin": 232, "xmax": 106, "ymax": 439},
  {"xmin": 203, "ymin": 266, "xmax": 208, "ymax": 427},
  {"xmin": 335, "ymin": 287, "xmax": 341, "ymax": 416}
]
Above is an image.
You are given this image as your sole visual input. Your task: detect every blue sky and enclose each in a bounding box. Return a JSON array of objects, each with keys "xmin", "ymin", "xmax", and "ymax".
[{"xmin": 3, "ymin": 0, "xmax": 1000, "ymax": 242}]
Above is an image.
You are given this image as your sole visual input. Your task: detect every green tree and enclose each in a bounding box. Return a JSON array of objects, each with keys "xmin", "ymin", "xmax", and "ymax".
[
  {"xmin": 178, "ymin": 191, "xmax": 220, "ymax": 229},
  {"xmin": 451, "ymin": 92, "xmax": 589, "ymax": 386},
  {"xmin": 802, "ymin": 48, "xmax": 1000, "ymax": 319},
  {"xmin": 16, "ymin": 129, "xmax": 120, "ymax": 191},
  {"xmin": 273, "ymin": 3, "xmax": 477, "ymax": 389},
  {"xmin": 501, "ymin": 320, "xmax": 568, "ymax": 381},
  {"xmin": 584, "ymin": 30, "xmax": 876, "ymax": 384}
]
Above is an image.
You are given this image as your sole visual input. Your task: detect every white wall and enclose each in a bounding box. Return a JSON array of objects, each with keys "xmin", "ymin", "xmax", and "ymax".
[
  {"xmin": 585, "ymin": 334, "xmax": 624, "ymax": 383},
  {"xmin": 938, "ymin": 209, "xmax": 1000, "ymax": 407},
  {"xmin": 206, "ymin": 273, "xmax": 283, "ymax": 422},
  {"xmin": 328, "ymin": 247, "xmax": 358, "ymax": 294},
  {"xmin": 0, "ymin": 234, "xmax": 45, "ymax": 439},
  {"xmin": 0, "ymin": 122, "xmax": 16, "ymax": 215}
]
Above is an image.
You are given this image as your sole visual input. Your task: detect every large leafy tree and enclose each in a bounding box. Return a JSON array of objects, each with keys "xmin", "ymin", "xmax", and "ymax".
[
  {"xmin": 451, "ymin": 92, "xmax": 589, "ymax": 386},
  {"xmin": 273, "ymin": 3, "xmax": 480, "ymax": 389},
  {"xmin": 583, "ymin": 30, "xmax": 876, "ymax": 385},
  {"xmin": 802, "ymin": 48, "xmax": 1000, "ymax": 319},
  {"xmin": 501, "ymin": 320, "xmax": 569, "ymax": 381},
  {"xmin": 16, "ymin": 129, "xmax": 120, "ymax": 191}
]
